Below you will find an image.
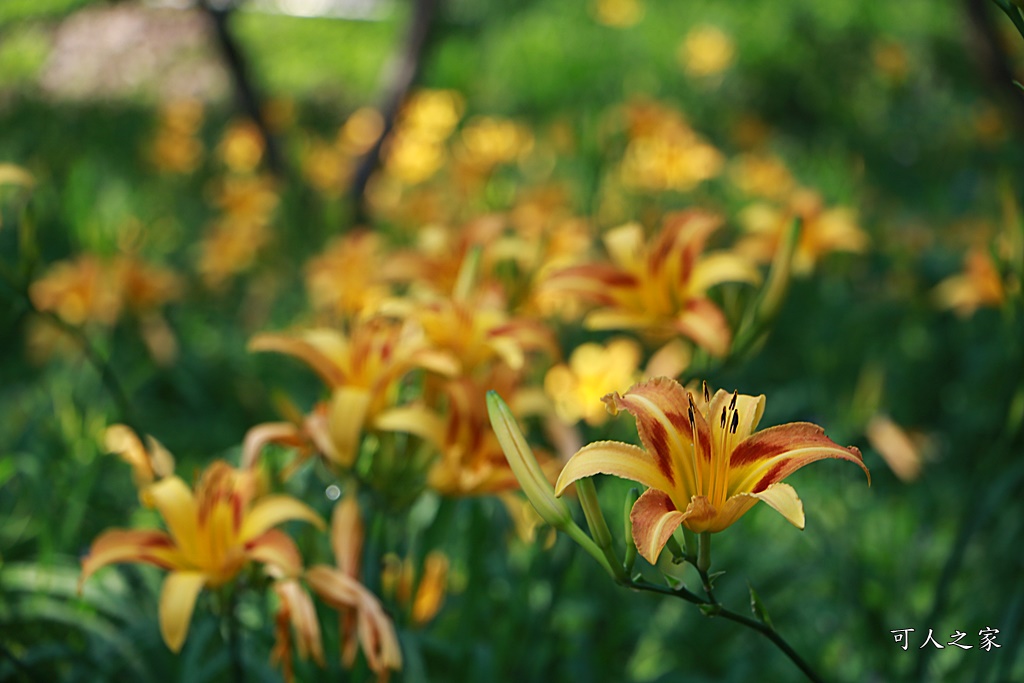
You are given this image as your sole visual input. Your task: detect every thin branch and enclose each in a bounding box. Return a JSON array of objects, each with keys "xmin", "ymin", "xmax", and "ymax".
[
  {"xmin": 349, "ymin": 0, "xmax": 442, "ymax": 224},
  {"xmin": 202, "ymin": 0, "xmax": 287, "ymax": 177}
]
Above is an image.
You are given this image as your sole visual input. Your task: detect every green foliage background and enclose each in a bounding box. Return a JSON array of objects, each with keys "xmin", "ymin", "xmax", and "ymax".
[{"xmin": 2, "ymin": 0, "xmax": 1023, "ymax": 681}]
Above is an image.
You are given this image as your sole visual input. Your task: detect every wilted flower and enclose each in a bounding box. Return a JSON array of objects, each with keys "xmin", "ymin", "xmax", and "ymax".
[{"xmin": 555, "ymin": 378, "xmax": 869, "ymax": 563}]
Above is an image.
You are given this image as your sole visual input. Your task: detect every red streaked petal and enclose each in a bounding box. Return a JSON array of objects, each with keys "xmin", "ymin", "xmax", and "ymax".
[
  {"xmin": 241, "ymin": 422, "xmax": 306, "ymax": 470},
  {"xmin": 629, "ymin": 488, "xmax": 685, "ymax": 564},
  {"xmin": 246, "ymin": 528, "xmax": 304, "ymax": 577},
  {"xmin": 80, "ymin": 529, "xmax": 187, "ymax": 586},
  {"xmin": 674, "ymin": 298, "xmax": 732, "ymax": 357},
  {"xmin": 249, "ymin": 330, "xmax": 348, "ymax": 388},
  {"xmin": 728, "ymin": 422, "xmax": 870, "ymax": 494},
  {"xmin": 602, "ymin": 377, "xmax": 709, "ymax": 498}
]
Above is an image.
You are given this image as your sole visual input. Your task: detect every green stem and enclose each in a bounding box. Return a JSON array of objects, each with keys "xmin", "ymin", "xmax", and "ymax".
[
  {"xmin": 220, "ymin": 585, "xmax": 245, "ymax": 683},
  {"xmin": 574, "ymin": 478, "xmax": 626, "ymax": 581},
  {"xmin": 992, "ymin": 0, "xmax": 1024, "ymax": 42},
  {"xmin": 625, "ymin": 579, "xmax": 824, "ymax": 683}
]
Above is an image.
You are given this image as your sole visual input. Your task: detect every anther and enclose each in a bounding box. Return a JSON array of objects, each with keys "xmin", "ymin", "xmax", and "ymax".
[
  {"xmin": 730, "ymin": 411, "xmax": 739, "ymax": 434},
  {"xmin": 729, "ymin": 390, "xmax": 738, "ymax": 411},
  {"xmin": 720, "ymin": 406, "xmax": 727, "ymax": 429},
  {"xmin": 703, "ymin": 381, "xmax": 710, "ymax": 404}
]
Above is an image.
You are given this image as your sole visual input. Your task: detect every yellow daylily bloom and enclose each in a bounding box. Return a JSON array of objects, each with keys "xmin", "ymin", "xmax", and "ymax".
[
  {"xmin": 104, "ymin": 424, "xmax": 175, "ymax": 489},
  {"xmin": 555, "ymin": 377, "xmax": 869, "ymax": 564},
  {"xmin": 543, "ymin": 212, "xmax": 760, "ymax": 356},
  {"xmin": 544, "ymin": 338, "xmax": 642, "ymax": 426},
  {"xmin": 80, "ymin": 461, "xmax": 324, "ymax": 653},
  {"xmin": 249, "ymin": 317, "xmax": 458, "ymax": 467}
]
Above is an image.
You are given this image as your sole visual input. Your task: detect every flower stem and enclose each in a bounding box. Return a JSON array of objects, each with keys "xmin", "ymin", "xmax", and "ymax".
[
  {"xmin": 575, "ymin": 478, "xmax": 627, "ymax": 581},
  {"xmin": 625, "ymin": 579, "xmax": 824, "ymax": 683},
  {"xmin": 219, "ymin": 586, "xmax": 245, "ymax": 683}
]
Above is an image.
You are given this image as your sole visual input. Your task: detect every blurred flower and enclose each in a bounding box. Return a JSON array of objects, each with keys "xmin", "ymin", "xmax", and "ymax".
[
  {"xmin": 382, "ymin": 550, "xmax": 450, "ymax": 626},
  {"xmin": 306, "ymin": 497, "xmax": 402, "ymax": 681},
  {"xmin": 678, "ymin": 25, "xmax": 735, "ymax": 78},
  {"xmin": 872, "ymin": 40, "xmax": 909, "ymax": 84},
  {"xmin": 933, "ymin": 247, "xmax": 1005, "ymax": 316},
  {"xmin": 543, "ymin": 212, "xmax": 760, "ymax": 356},
  {"xmin": 217, "ymin": 119, "xmax": 265, "ymax": 173},
  {"xmin": 865, "ymin": 415, "xmax": 923, "ymax": 483},
  {"xmin": 29, "ymin": 255, "xmax": 122, "ymax": 326},
  {"xmin": 592, "ymin": 0, "xmax": 644, "ymax": 28},
  {"xmin": 555, "ymin": 378, "xmax": 869, "ymax": 563},
  {"xmin": 619, "ymin": 102, "xmax": 724, "ymax": 192},
  {"xmin": 272, "ymin": 578, "xmax": 324, "ymax": 683},
  {"xmin": 148, "ymin": 99, "xmax": 204, "ymax": 174},
  {"xmin": 455, "ymin": 116, "xmax": 534, "ymax": 172},
  {"xmin": 427, "ymin": 369, "xmax": 557, "ymax": 496},
  {"xmin": 197, "ymin": 175, "xmax": 279, "ymax": 289},
  {"xmin": 973, "ymin": 103, "xmax": 1009, "ymax": 147},
  {"xmin": 80, "ymin": 460, "xmax": 324, "ymax": 652},
  {"xmin": 304, "ymin": 231, "xmax": 393, "ymax": 320},
  {"xmin": 544, "ymin": 338, "xmax": 642, "ymax": 426},
  {"xmin": 728, "ymin": 154, "xmax": 795, "ymax": 200},
  {"xmin": 248, "ymin": 318, "xmax": 458, "ymax": 468},
  {"xmin": 383, "ymin": 89, "xmax": 464, "ymax": 185},
  {"xmin": 736, "ymin": 190, "xmax": 868, "ymax": 274},
  {"xmin": 338, "ymin": 107, "xmax": 385, "ymax": 156},
  {"xmin": 104, "ymin": 424, "xmax": 175, "ymax": 489},
  {"xmin": 301, "ymin": 138, "xmax": 350, "ymax": 197}
]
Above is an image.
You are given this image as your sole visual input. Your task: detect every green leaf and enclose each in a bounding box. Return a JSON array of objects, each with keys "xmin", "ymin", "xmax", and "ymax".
[{"xmin": 748, "ymin": 582, "xmax": 775, "ymax": 628}]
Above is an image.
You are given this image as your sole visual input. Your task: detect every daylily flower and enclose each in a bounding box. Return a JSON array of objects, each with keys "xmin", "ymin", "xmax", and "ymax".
[
  {"xmin": 80, "ymin": 460, "xmax": 324, "ymax": 652},
  {"xmin": 932, "ymin": 247, "xmax": 1006, "ymax": 316},
  {"xmin": 272, "ymin": 578, "xmax": 325, "ymax": 683},
  {"xmin": 249, "ymin": 317, "xmax": 458, "ymax": 468},
  {"xmin": 555, "ymin": 377, "xmax": 869, "ymax": 564},
  {"xmin": 543, "ymin": 212, "xmax": 760, "ymax": 356}
]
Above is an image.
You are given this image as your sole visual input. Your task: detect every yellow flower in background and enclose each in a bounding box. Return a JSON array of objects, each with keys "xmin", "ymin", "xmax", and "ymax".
[
  {"xmin": 217, "ymin": 119, "xmax": 265, "ymax": 173},
  {"xmin": 383, "ymin": 89, "xmax": 464, "ymax": 185},
  {"xmin": 80, "ymin": 460, "xmax": 324, "ymax": 652},
  {"xmin": 592, "ymin": 0, "xmax": 644, "ymax": 28},
  {"xmin": 304, "ymin": 231, "xmax": 394, "ymax": 320},
  {"xmin": 337, "ymin": 107, "xmax": 385, "ymax": 156},
  {"xmin": 456, "ymin": 116, "xmax": 534, "ymax": 171},
  {"xmin": 619, "ymin": 102, "xmax": 725, "ymax": 192},
  {"xmin": 678, "ymin": 25, "xmax": 735, "ymax": 79},
  {"xmin": 933, "ymin": 247, "xmax": 1006, "ymax": 316},
  {"xmin": 555, "ymin": 378, "xmax": 869, "ymax": 563},
  {"xmin": 736, "ymin": 190, "xmax": 868, "ymax": 275},
  {"xmin": 29, "ymin": 255, "xmax": 122, "ymax": 326},
  {"xmin": 148, "ymin": 99, "xmax": 205, "ymax": 174},
  {"xmin": 197, "ymin": 175, "xmax": 279, "ymax": 289},
  {"xmin": 382, "ymin": 550, "xmax": 450, "ymax": 626},
  {"xmin": 545, "ymin": 338, "xmax": 642, "ymax": 426},
  {"xmin": 865, "ymin": 415, "xmax": 923, "ymax": 483},
  {"xmin": 543, "ymin": 212, "xmax": 760, "ymax": 356},
  {"xmin": 728, "ymin": 153, "xmax": 796, "ymax": 200}
]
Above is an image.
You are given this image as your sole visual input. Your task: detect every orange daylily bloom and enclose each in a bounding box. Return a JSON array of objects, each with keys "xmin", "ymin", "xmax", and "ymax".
[
  {"xmin": 272, "ymin": 578, "xmax": 326, "ymax": 683},
  {"xmin": 543, "ymin": 212, "xmax": 759, "ymax": 356},
  {"xmin": 555, "ymin": 377, "xmax": 869, "ymax": 564},
  {"xmin": 932, "ymin": 247, "xmax": 1006, "ymax": 316},
  {"xmin": 249, "ymin": 318, "xmax": 458, "ymax": 467},
  {"xmin": 80, "ymin": 460, "xmax": 324, "ymax": 653}
]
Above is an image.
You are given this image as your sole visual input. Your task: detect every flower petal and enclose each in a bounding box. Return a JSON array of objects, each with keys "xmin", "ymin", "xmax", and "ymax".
[
  {"xmin": 728, "ymin": 422, "xmax": 870, "ymax": 495},
  {"xmin": 241, "ymin": 421, "xmax": 306, "ymax": 470},
  {"xmin": 750, "ymin": 482, "xmax": 805, "ymax": 529},
  {"xmin": 245, "ymin": 528, "xmax": 305, "ymax": 577},
  {"xmin": 240, "ymin": 495, "xmax": 324, "ymax": 542},
  {"xmin": 688, "ymin": 251, "xmax": 762, "ymax": 293},
  {"xmin": 143, "ymin": 476, "xmax": 199, "ymax": 562},
  {"xmin": 602, "ymin": 377, "xmax": 707, "ymax": 502},
  {"xmin": 327, "ymin": 387, "xmax": 373, "ymax": 468},
  {"xmin": 555, "ymin": 440, "xmax": 674, "ymax": 498},
  {"xmin": 159, "ymin": 571, "xmax": 207, "ymax": 653},
  {"xmin": 331, "ymin": 494, "xmax": 363, "ymax": 579},
  {"xmin": 629, "ymin": 488, "xmax": 685, "ymax": 564},
  {"xmin": 249, "ymin": 330, "xmax": 348, "ymax": 387},
  {"xmin": 674, "ymin": 297, "xmax": 732, "ymax": 357},
  {"xmin": 80, "ymin": 529, "xmax": 186, "ymax": 587},
  {"xmin": 372, "ymin": 405, "xmax": 445, "ymax": 448}
]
